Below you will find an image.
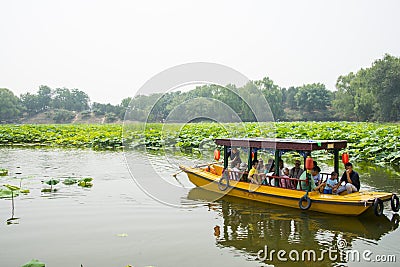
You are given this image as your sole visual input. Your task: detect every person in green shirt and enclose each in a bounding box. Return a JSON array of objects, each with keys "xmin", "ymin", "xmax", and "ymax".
[{"xmin": 297, "ymin": 166, "xmax": 326, "ymax": 192}]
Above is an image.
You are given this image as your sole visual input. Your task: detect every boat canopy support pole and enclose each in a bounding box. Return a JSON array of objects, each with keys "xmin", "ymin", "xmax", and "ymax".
[
  {"xmin": 273, "ymin": 150, "xmax": 280, "ymax": 186},
  {"xmin": 334, "ymin": 149, "xmax": 339, "ymax": 174},
  {"xmin": 247, "ymin": 148, "xmax": 252, "ymax": 172},
  {"xmin": 274, "ymin": 150, "xmax": 280, "ymax": 176},
  {"xmin": 223, "ymin": 146, "xmax": 228, "ymax": 170}
]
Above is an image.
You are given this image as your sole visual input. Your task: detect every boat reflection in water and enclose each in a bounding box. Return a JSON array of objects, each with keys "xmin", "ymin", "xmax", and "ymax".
[{"xmin": 187, "ymin": 187, "xmax": 399, "ymax": 266}]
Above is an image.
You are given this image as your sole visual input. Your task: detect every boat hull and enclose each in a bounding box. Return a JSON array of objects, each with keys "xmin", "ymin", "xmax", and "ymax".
[{"xmin": 180, "ymin": 165, "xmax": 393, "ymax": 216}]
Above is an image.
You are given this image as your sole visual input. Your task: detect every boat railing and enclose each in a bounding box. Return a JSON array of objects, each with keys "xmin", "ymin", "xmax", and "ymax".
[
  {"xmin": 226, "ymin": 170, "xmax": 335, "ymax": 191},
  {"xmin": 228, "ymin": 170, "xmax": 246, "ymax": 181},
  {"xmin": 320, "ymin": 172, "xmax": 332, "ymax": 183},
  {"xmin": 263, "ymin": 174, "xmax": 328, "ymax": 191},
  {"xmin": 264, "ymin": 175, "xmax": 300, "ymax": 189}
]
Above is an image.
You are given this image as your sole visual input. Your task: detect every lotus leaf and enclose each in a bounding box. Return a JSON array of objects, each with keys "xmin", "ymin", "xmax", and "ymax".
[
  {"xmin": 20, "ymin": 189, "xmax": 30, "ymax": 194},
  {"xmin": 41, "ymin": 188, "xmax": 58, "ymax": 192},
  {"xmin": 4, "ymin": 184, "xmax": 20, "ymax": 191},
  {"xmin": 80, "ymin": 177, "xmax": 93, "ymax": 183},
  {"xmin": 117, "ymin": 233, "xmax": 128, "ymax": 237},
  {"xmin": 45, "ymin": 179, "xmax": 60, "ymax": 186},
  {"xmin": 0, "ymin": 168, "xmax": 8, "ymax": 176},
  {"xmin": 0, "ymin": 188, "xmax": 20, "ymax": 198},
  {"xmin": 78, "ymin": 181, "xmax": 93, "ymax": 187},
  {"xmin": 63, "ymin": 178, "xmax": 78, "ymax": 185},
  {"xmin": 21, "ymin": 259, "xmax": 46, "ymax": 267}
]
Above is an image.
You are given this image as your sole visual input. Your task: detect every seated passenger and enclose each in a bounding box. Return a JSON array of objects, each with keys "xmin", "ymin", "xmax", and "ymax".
[
  {"xmin": 263, "ymin": 159, "xmax": 275, "ymax": 186},
  {"xmin": 290, "ymin": 159, "xmax": 304, "ymax": 179},
  {"xmin": 334, "ymin": 162, "xmax": 360, "ymax": 194},
  {"xmin": 297, "ymin": 171, "xmax": 325, "ymax": 192},
  {"xmin": 265, "ymin": 158, "xmax": 274, "ymax": 173},
  {"xmin": 280, "ymin": 167, "xmax": 290, "ymax": 188},
  {"xmin": 248, "ymin": 159, "xmax": 260, "ymax": 184},
  {"xmin": 239, "ymin": 162, "xmax": 247, "ymax": 171},
  {"xmin": 323, "ymin": 172, "xmax": 338, "ymax": 194},
  {"xmin": 311, "ymin": 166, "xmax": 322, "ymax": 186},
  {"xmin": 278, "ymin": 159, "xmax": 285, "ymax": 176},
  {"xmin": 257, "ymin": 159, "xmax": 265, "ymax": 173}
]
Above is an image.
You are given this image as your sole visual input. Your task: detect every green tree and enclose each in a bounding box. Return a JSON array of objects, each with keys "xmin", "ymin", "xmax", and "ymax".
[
  {"xmin": 368, "ymin": 54, "xmax": 400, "ymax": 121},
  {"xmin": 52, "ymin": 88, "xmax": 71, "ymax": 110},
  {"xmin": 51, "ymin": 87, "xmax": 89, "ymax": 111},
  {"xmin": 20, "ymin": 92, "xmax": 40, "ymax": 116},
  {"xmin": 333, "ymin": 54, "xmax": 400, "ymax": 122},
  {"xmin": 37, "ymin": 85, "xmax": 52, "ymax": 111},
  {"xmin": 333, "ymin": 73, "xmax": 357, "ymax": 120},
  {"xmin": 254, "ymin": 77, "xmax": 285, "ymax": 120},
  {"xmin": 0, "ymin": 88, "xmax": 21, "ymax": 122},
  {"xmin": 285, "ymin": 86, "xmax": 299, "ymax": 109},
  {"xmin": 294, "ymin": 83, "xmax": 333, "ymax": 120},
  {"xmin": 70, "ymin": 89, "xmax": 90, "ymax": 111},
  {"xmin": 295, "ymin": 83, "xmax": 332, "ymax": 112},
  {"xmin": 121, "ymin": 97, "xmax": 132, "ymax": 108}
]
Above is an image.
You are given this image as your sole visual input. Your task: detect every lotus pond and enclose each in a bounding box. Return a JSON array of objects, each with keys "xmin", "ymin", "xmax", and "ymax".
[
  {"xmin": 0, "ymin": 146, "xmax": 400, "ymax": 267},
  {"xmin": 0, "ymin": 122, "xmax": 399, "ymax": 165}
]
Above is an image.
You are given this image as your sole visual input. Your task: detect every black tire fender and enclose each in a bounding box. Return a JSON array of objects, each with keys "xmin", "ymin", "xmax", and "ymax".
[
  {"xmin": 299, "ymin": 195, "xmax": 312, "ymax": 210},
  {"xmin": 373, "ymin": 198, "xmax": 384, "ymax": 216},
  {"xmin": 391, "ymin": 194, "xmax": 399, "ymax": 212}
]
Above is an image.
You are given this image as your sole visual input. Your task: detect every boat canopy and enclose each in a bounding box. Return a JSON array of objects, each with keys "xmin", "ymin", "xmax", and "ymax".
[
  {"xmin": 214, "ymin": 138, "xmax": 347, "ymax": 151},
  {"xmin": 216, "ymin": 138, "xmax": 347, "ymax": 174}
]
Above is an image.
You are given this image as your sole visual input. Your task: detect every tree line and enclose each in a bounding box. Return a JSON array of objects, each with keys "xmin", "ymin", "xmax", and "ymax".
[
  {"xmin": 0, "ymin": 85, "xmax": 130, "ymax": 123},
  {"xmin": 0, "ymin": 54, "xmax": 399, "ymax": 123}
]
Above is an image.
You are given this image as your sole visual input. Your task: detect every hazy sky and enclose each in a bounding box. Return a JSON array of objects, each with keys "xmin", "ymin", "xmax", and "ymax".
[{"xmin": 1, "ymin": 0, "xmax": 399, "ymax": 104}]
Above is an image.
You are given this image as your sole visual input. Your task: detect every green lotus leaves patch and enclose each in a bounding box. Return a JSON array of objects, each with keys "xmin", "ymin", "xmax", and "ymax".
[
  {"xmin": 4, "ymin": 184, "xmax": 20, "ymax": 191},
  {"xmin": 21, "ymin": 259, "xmax": 46, "ymax": 267},
  {"xmin": 44, "ymin": 179, "xmax": 60, "ymax": 186},
  {"xmin": 0, "ymin": 122, "xmax": 399, "ymax": 165},
  {"xmin": 41, "ymin": 188, "xmax": 57, "ymax": 193},
  {"xmin": 0, "ymin": 168, "xmax": 8, "ymax": 176},
  {"xmin": 78, "ymin": 177, "xmax": 93, "ymax": 187},
  {"xmin": 62, "ymin": 178, "xmax": 78, "ymax": 185},
  {"xmin": 0, "ymin": 188, "xmax": 20, "ymax": 198}
]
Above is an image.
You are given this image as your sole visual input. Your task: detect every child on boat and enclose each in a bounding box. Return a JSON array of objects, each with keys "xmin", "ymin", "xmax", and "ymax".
[
  {"xmin": 323, "ymin": 172, "xmax": 338, "ymax": 194},
  {"xmin": 248, "ymin": 159, "xmax": 260, "ymax": 184},
  {"xmin": 280, "ymin": 167, "xmax": 290, "ymax": 188},
  {"xmin": 312, "ymin": 165, "xmax": 322, "ymax": 186}
]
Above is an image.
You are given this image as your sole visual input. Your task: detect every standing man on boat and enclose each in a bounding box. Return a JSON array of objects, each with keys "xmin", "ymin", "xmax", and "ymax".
[
  {"xmin": 230, "ymin": 147, "xmax": 242, "ymax": 168},
  {"xmin": 334, "ymin": 162, "xmax": 360, "ymax": 194}
]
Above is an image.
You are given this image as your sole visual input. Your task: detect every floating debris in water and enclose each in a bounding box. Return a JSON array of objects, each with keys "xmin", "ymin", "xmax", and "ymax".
[{"xmin": 117, "ymin": 233, "xmax": 128, "ymax": 237}]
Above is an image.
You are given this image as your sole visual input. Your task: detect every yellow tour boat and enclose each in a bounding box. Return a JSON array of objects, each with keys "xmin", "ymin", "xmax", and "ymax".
[{"xmin": 180, "ymin": 138, "xmax": 399, "ymax": 216}]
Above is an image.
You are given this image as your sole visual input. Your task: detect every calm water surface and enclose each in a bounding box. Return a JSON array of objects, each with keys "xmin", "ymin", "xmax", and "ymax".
[{"xmin": 0, "ymin": 148, "xmax": 399, "ymax": 267}]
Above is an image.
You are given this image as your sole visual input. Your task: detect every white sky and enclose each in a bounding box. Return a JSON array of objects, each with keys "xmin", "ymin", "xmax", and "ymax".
[{"xmin": 1, "ymin": 0, "xmax": 399, "ymax": 104}]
